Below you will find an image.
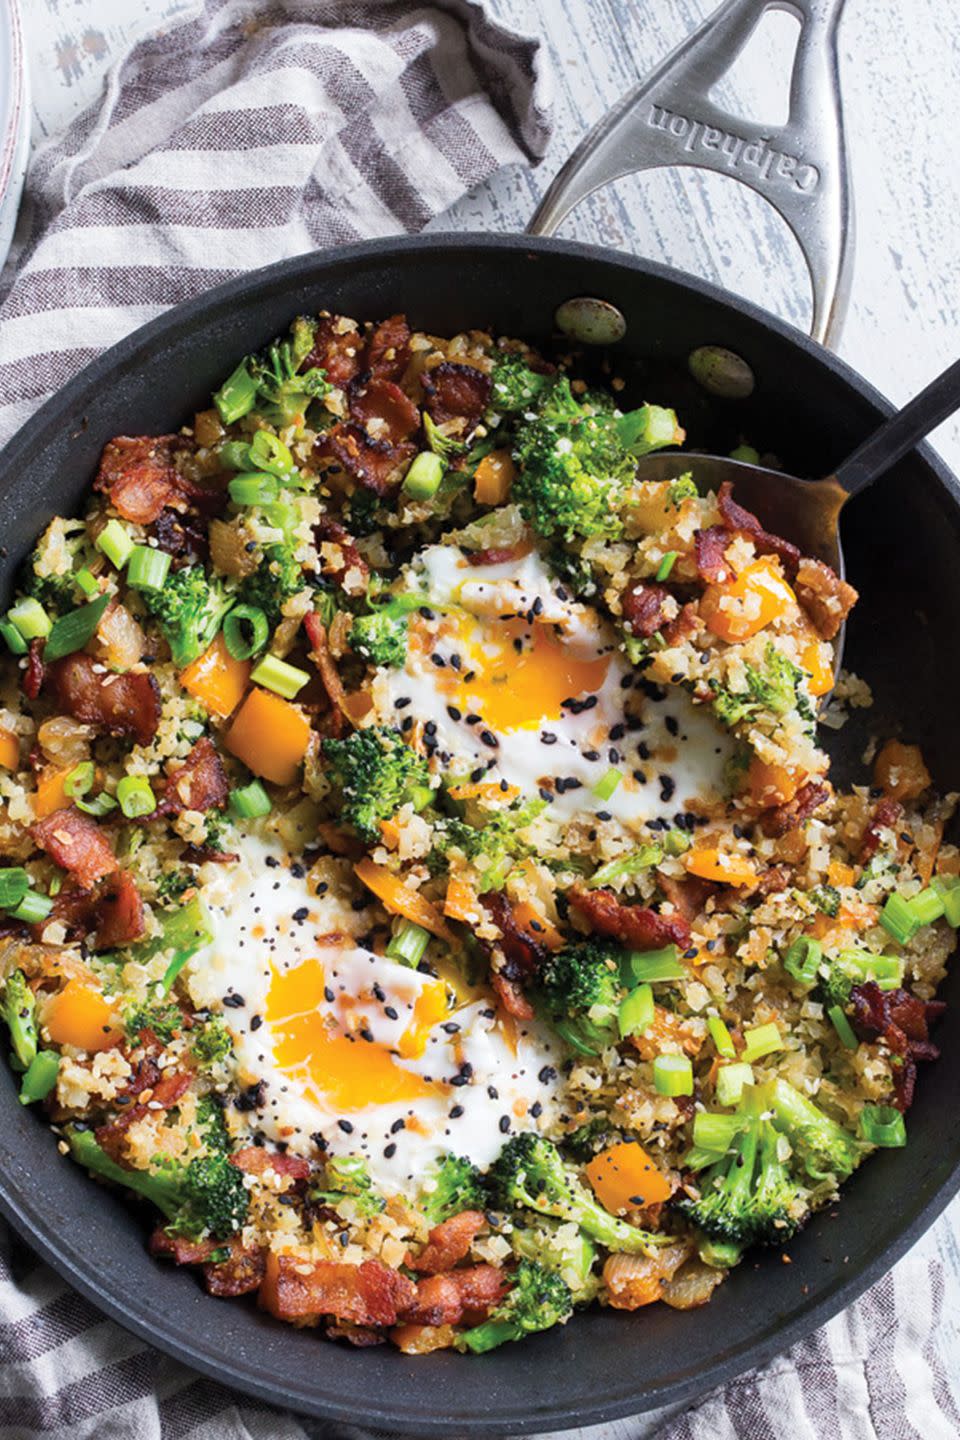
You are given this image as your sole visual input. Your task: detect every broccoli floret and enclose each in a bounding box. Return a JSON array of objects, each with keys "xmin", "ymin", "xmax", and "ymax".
[
  {"xmin": 67, "ymin": 1126, "xmax": 247, "ymax": 1240},
  {"xmin": 346, "ymin": 487, "xmax": 382, "ymax": 536},
  {"xmin": 710, "ymin": 643, "xmax": 812, "ymax": 732},
  {"xmin": 810, "ymin": 884, "xmax": 841, "ymax": 917},
  {"xmin": 539, "ymin": 942, "xmax": 623, "ymax": 1055},
  {"xmin": 509, "ymin": 1216, "xmax": 598, "ymax": 1302},
  {"xmin": 489, "ymin": 1133, "xmax": 666, "ymax": 1255},
  {"xmin": 757, "ymin": 1077, "xmax": 865, "ymax": 1182},
  {"xmin": 545, "ymin": 544, "xmax": 600, "ymax": 599},
  {"xmin": 0, "ymin": 970, "xmax": 38, "ymax": 1070},
  {"xmin": 419, "ymin": 1155, "xmax": 486, "ymax": 1225},
  {"xmin": 194, "ymin": 1093, "xmax": 231, "ymax": 1152},
  {"xmin": 666, "ymin": 474, "xmax": 698, "ymax": 507},
  {"xmin": 677, "ymin": 1113, "xmax": 805, "ymax": 1247},
  {"xmin": 191, "ymin": 1013, "xmax": 233, "ymax": 1067},
  {"xmin": 560, "ymin": 1115, "xmax": 622, "ymax": 1161},
  {"xmin": 155, "ymin": 869, "xmax": 192, "ymax": 902},
  {"xmin": 322, "ymin": 726, "xmax": 431, "ymax": 843},
  {"xmin": 310, "ymin": 1155, "xmax": 384, "ymax": 1217},
  {"xmin": 22, "ymin": 568, "xmax": 78, "ymax": 612},
  {"xmin": 226, "ymin": 316, "xmax": 330, "ymax": 428},
  {"xmin": 489, "ymin": 351, "xmax": 557, "ymax": 415},
  {"xmin": 423, "ymin": 412, "xmax": 466, "ymax": 461},
  {"xmin": 458, "ymin": 1259, "xmax": 573, "ymax": 1353},
  {"xmin": 141, "ymin": 565, "xmax": 234, "ymax": 668},
  {"xmin": 237, "ymin": 542, "xmax": 304, "ymax": 627},
  {"xmin": 201, "ymin": 808, "xmax": 235, "ymax": 855},
  {"xmin": 349, "ymin": 610, "xmax": 408, "ymax": 668},
  {"xmin": 125, "ymin": 1001, "xmax": 182, "ymax": 1044},
  {"xmin": 436, "ymin": 796, "xmax": 546, "ymax": 892}
]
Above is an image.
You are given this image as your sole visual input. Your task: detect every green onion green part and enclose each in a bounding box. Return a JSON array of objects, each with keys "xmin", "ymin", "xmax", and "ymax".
[
  {"xmin": 223, "ymin": 604, "xmax": 269, "ymax": 661},
  {"xmin": 228, "ymin": 472, "xmax": 279, "ymax": 507},
  {"xmin": 655, "ymin": 551, "xmax": 678, "ymax": 582},
  {"xmin": 715, "ymin": 1061, "xmax": 754, "ymax": 1108},
  {"xmin": 707, "ymin": 1014, "xmax": 736, "ymax": 1058},
  {"xmin": 931, "ymin": 874, "xmax": 960, "ymax": 927},
  {"xmin": 385, "ymin": 919, "xmax": 431, "ymax": 967},
  {"xmin": 0, "ymin": 618, "xmax": 27, "ymax": 655},
  {"xmin": 7, "ymin": 597, "xmax": 51, "ymax": 641},
  {"xmin": 214, "ymin": 361, "xmax": 258, "ymax": 425},
  {"xmin": 250, "ymin": 653, "xmax": 310, "ymax": 699},
  {"xmin": 96, "ymin": 519, "xmax": 134, "ymax": 570},
  {"xmin": 127, "ymin": 546, "xmax": 172, "ymax": 592},
  {"xmin": 229, "ymin": 780, "xmax": 272, "ymax": 819},
  {"xmin": 828, "ymin": 1005, "xmax": 859, "ymax": 1050},
  {"xmin": 859, "ymin": 1104, "xmax": 906, "ymax": 1147},
  {"xmin": 784, "ymin": 935, "xmax": 822, "ymax": 987},
  {"xmin": 402, "ymin": 452, "xmax": 444, "ymax": 500},
  {"xmin": 879, "ymin": 892, "xmax": 921, "ymax": 946},
  {"xmin": 10, "ymin": 891, "xmax": 54, "ymax": 925},
  {"xmin": 591, "ymin": 767, "xmax": 622, "ymax": 802},
  {"xmin": 18, "ymin": 1050, "xmax": 59, "ymax": 1105},
  {"xmin": 624, "ymin": 944, "xmax": 684, "ymax": 984},
  {"xmin": 740, "ymin": 1022, "xmax": 783, "ymax": 1064},
  {"xmin": 0, "ymin": 867, "xmax": 29, "ymax": 910},
  {"xmin": 653, "ymin": 1053, "xmax": 693, "ymax": 1097},
  {"xmin": 117, "ymin": 775, "xmax": 157, "ymax": 819},
  {"xmin": 44, "ymin": 592, "xmax": 112, "ymax": 664},
  {"xmin": 618, "ymin": 983, "xmax": 654, "ymax": 1039}
]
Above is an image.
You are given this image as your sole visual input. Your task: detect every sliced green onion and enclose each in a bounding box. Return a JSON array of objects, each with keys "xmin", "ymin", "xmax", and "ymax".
[
  {"xmin": 75, "ymin": 568, "xmax": 99, "ymax": 598},
  {"xmin": 716, "ymin": 1062, "xmax": 754, "ymax": 1108},
  {"xmin": 250, "ymin": 653, "xmax": 309, "ymax": 699},
  {"xmin": 828, "ymin": 1005, "xmax": 858, "ymax": 1050},
  {"xmin": 44, "ymin": 592, "xmax": 112, "ymax": 663},
  {"xmin": 223, "ymin": 604, "xmax": 269, "ymax": 661},
  {"xmin": 229, "ymin": 779, "xmax": 272, "ymax": 819},
  {"xmin": 8, "ymin": 597, "xmax": 51, "ymax": 641},
  {"xmin": 592, "ymin": 767, "xmax": 622, "ymax": 802},
  {"xmin": 214, "ymin": 360, "xmax": 257, "ymax": 425},
  {"xmin": 249, "ymin": 429, "xmax": 294, "ymax": 477},
  {"xmin": 740, "ymin": 1022, "xmax": 783, "ymax": 1064},
  {"xmin": 662, "ymin": 828, "xmax": 691, "ymax": 857},
  {"xmin": 707, "ymin": 1015, "xmax": 736, "ymax": 1059},
  {"xmin": 692, "ymin": 1111, "xmax": 744, "ymax": 1153},
  {"xmin": 879, "ymin": 891, "xmax": 921, "ymax": 945},
  {"xmin": 96, "ymin": 519, "xmax": 134, "ymax": 569},
  {"xmin": 908, "ymin": 887, "xmax": 945, "ymax": 926},
  {"xmin": 931, "ymin": 874, "xmax": 960, "ymax": 927},
  {"xmin": 587, "ymin": 844, "xmax": 662, "ymax": 889},
  {"xmin": 64, "ymin": 762, "xmax": 94, "ymax": 799},
  {"xmin": 75, "ymin": 792, "xmax": 118, "ymax": 817},
  {"xmin": 655, "ymin": 551, "xmax": 678, "ymax": 582},
  {"xmin": 652, "ymin": 1053, "xmax": 693, "ymax": 1097},
  {"xmin": 836, "ymin": 948, "xmax": 903, "ymax": 991},
  {"xmin": 19, "ymin": 1050, "xmax": 59, "ymax": 1105},
  {"xmin": 625, "ymin": 944, "xmax": 684, "ymax": 984},
  {"xmin": 228, "ymin": 472, "xmax": 279, "ymax": 507},
  {"xmin": 0, "ymin": 867, "xmax": 29, "ymax": 910},
  {"xmin": 859, "ymin": 1103, "xmax": 906, "ymax": 1147},
  {"xmin": 0, "ymin": 618, "xmax": 27, "ymax": 655},
  {"xmin": 263, "ymin": 500, "xmax": 298, "ymax": 533},
  {"xmin": 11, "ymin": 891, "xmax": 54, "ymax": 924},
  {"xmin": 126, "ymin": 546, "xmax": 172, "ymax": 592},
  {"xmin": 784, "ymin": 935, "xmax": 822, "ymax": 987},
  {"xmin": 618, "ymin": 983, "xmax": 654, "ymax": 1039},
  {"xmin": 117, "ymin": 775, "xmax": 157, "ymax": 818},
  {"xmin": 402, "ymin": 451, "xmax": 444, "ymax": 500},
  {"xmin": 386, "ymin": 919, "xmax": 431, "ymax": 967},
  {"xmin": 219, "ymin": 439, "xmax": 255, "ymax": 471}
]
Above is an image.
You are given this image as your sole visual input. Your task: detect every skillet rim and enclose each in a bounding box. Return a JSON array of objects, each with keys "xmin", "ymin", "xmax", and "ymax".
[{"xmin": 0, "ymin": 230, "xmax": 958, "ymax": 1434}]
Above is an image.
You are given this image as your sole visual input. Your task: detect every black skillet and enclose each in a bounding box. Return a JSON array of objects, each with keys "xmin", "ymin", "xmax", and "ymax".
[{"xmin": 1, "ymin": 1, "xmax": 959, "ymax": 1434}]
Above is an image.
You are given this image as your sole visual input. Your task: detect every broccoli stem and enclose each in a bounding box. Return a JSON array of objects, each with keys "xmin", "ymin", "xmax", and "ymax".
[
  {"xmin": 1, "ymin": 970, "xmax": 38, "ymax": 1070},
  {"xmin": 67, "ymin": 1127, "xmax": 181, "ymax": 1220},
  {"xmin": 459, "ymin": 1319, "xmax": 521, "ymax": 1354},
  {"xmin": 756, "ymin": 1078, "xmax": 864, "ymax": 1181}
]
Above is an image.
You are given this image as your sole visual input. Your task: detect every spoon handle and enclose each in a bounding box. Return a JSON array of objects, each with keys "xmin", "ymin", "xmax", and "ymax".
[{"xmin": 834, "ymin": 355, "xmax": 960, "ymax": 497}]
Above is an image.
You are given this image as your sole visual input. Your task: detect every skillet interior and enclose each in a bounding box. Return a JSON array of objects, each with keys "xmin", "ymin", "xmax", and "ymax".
[{"xmin": 0, "ymin": 235, "xmax": 958, "ymax": 1435}]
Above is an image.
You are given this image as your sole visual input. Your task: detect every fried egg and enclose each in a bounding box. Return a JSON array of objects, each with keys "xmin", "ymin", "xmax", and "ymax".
[
  {"xmin": 186, "ymin": 837, "xmax": 563, "ymax": 1190},
  {"xmin": 372, "ymin": 544, "xmax": 734, "ymax": 828}
]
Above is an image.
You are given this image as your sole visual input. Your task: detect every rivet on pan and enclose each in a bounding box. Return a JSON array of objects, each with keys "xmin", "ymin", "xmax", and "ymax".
[
  {"xmin": 688, "ymin": 345, "xmax": 756, "ymax": 400},
  {"xmin": 554, "ymin": 297, "xmax": 627, "ymax": 346}
]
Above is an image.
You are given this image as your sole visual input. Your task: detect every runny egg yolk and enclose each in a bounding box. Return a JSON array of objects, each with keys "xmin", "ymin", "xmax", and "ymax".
[
  {"xmin": 266, "ymin": 958, "xmax": 441, "ymax": 1111},
  {"xmin": 412, "ymin": 616, "xmax": 610, "ymax": 732}
]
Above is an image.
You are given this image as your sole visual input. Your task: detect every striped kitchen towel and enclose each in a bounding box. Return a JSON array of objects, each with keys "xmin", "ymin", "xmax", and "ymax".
[{"xmin": 0, "ymin": 0, "xmax": 552, "ymax": 449}]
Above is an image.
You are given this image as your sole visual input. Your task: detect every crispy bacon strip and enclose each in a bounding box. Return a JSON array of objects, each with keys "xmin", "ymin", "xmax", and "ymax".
[
  {"xmin": 716, "ymin": 481, "xmax": 801, "ymax": 575},
  {"xmin": 204, "ymin": 1240, "xmax": 267, "ymax": 1297},
  {"xmin": 46, "ymin": 653, "xmax": 161, "ymax": 747},
  {"xmin": 481, "ymin": 892, "xmax": 549, "ymax": 984},
  {"xmin": 850, "ymin": 981, "xmax": 945, "ymax": 1110},
  {"xmin": 314, "ymin": 516, "xmax": 369, "ymax": 587},
  {"xmin": 421, "ymin": 362, "xmax": 491, "ymax": 425},
  {"xmin": 97, "ymin": 1068, "xmax": 190, "ymax": 1160},
  {"xmin": 230, "ymin": 1146, "xmax": 313, "ymax": 1181},
  {"xmin": 94, "ymin": 435, "xmax": 186, "ymax": 525},
  {"xmin": 569, "ymin": 884, "xmax": 691, "ymax": 950},
  {"xmin": 302, "ymin": 612, "xmax": 352, "ymax": 734},
  {"xmin": 364, "ymin": 314, "xmax": 411, "ymax": 380},
  {"xmin": 156, "ymin": 736, "xmax": 228, "ymax": 817},
  {"xmin": 149, "ymin": 1229, "xmax": 220, "ymax": 1266},
  {"xmin": 315, "ymin": 421, "xmax": 416, "ymax": 496},
  {"xmin": 794, "ymin": 556, "xmax": 859, "ymax": 640},
  {"xmin": 408, "ymin": 1210, "xmax": 487, "ymax": 1275},
  {"xmin": 400, "ymin": 1265, "xmax": 508, "ymax": 1327},
  {"xmin": 23, "ymin": 639, "xmax": 44, "ymax": 701},
  {"xmin": 348, "ymin": 377, "xmax": 420, "ymax": 443},
  {"xmin": 662, "ymin": 601, "xmax": 700, "ymax": 647},
  {"xmin": 622, "ymin": 582, "xmax": 671, "ymax": 639},
  {"xmin": 305, "ymin": 315, "xmax": 363, "ymax": 388},
  {"xmin": 694, "ymin": 526, "xmax": 735, "ymax": 584},
  {"xmin": 860, "ymin": 796, "xmax": 905, "ymax": 862},
  {"xmin": 491, "ymin": 970, "xmax": 535, "ymax": 1021},
  {"xmin": 259, "ymin": 1254, "xmax": 416, "ymax": 1326},
  {"xmin": 31, "ymin": 807, "xmax": 117, "ymax": 890},
  {"xmin": 96, "ymin": 870, "xmax": 145, "ymax": 948},
  {"xmin": 657, "ymin": 871, "xmax": 718, "ymax": 924},
  {"xmin": 760, "ymin": 780, "xmax": 830, "ymax": 839}
]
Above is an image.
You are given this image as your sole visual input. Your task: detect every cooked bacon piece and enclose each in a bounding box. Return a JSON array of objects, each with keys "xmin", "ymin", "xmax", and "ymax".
[
  {"xmin": 694, "ymin": 526, "xmax": 735, "ymax": 584},
  {"xmin": 364, "ymin": 314, "xmax": 411, "ymax": 381},
  {"xmin": 850, "ymin": 981, "xmax": 945, "ymax": 1110},
  {"xmin": 259, "ymin": 1254, "xmax": 416, "ymax": 1326},
  {"xmin": 204, "ymin": 1240, "xmax": 266, "ymax": 1297},
  {"xmin": 150, "ymin": 506, "xmax": 209, "ymax": 560},
  {"xmin": 481, "ymin": 892, "xmax": 549, "ymax": 985},
  {"xmin": 760, "ymin": 780, "xmax": 829, "ymax": 839},
  {"xmin": 657, "ymin": 871, "xmax": 718, "ymax": 924},
  {"xmin": 466, "ymin": 545, "xmax": 526, "ymax": 567},
  {"xmin": 422, "ymin": 362, "xmax": 491, "ymax": 426},
  {"xmin": 180, "ymin": 844, "xmax": 240, "ymax": 865},
  {"xmin": 95, "ymin": 435, "xmax": 186, "ymax": 525},
  {"xmin": 491, "ymin": 970, "xmax": 535, "ymax": 1021},
  {"xmin": 400, "ymin": 1265, "xmax": 508, "ymax": 1327},
  {"xmin": 315, "ymin": 421, "xmax": 417, "ymax": 496},
  {"xmin": 23, "ymin": 639, "xmax": 44, "ymax": 701},
  {"xmin": 859, "ymin": 796, "xmax": 905, "ymax": 862},
  {"xmin": 31, "ymin": 807, "xmax": 117, "ymax": 890},
  {"xmin": 97, "ymin": 1068, "xmax": 190, "ymax": 1160},
  {"xmin": 662, "ymin": 601, "xmax": 700, "ymax": 646},
  {"xmin": 408, "ymin": 1211, "xmax": 487, "ymax": 1275},
  {"xmin": 325, "ymin": 1322, "xmax": 386, "ymax": 1347},
  {"xmin": 156, "ymin": 737, "xmax": 228, "ymax": 817},
  {"xmin": 150, "ymin": 1230, "xmax": 218, "ymax": 1266},
  {"xmin": 39, "ymin": 883, "xmax": 98, "ymax": 940},
  {"xmin": 230, "ymin": 1146, "xmax": 313, "ymax": 1181},
  {"xmin": 303, "ymin": 613, "xmax": 348, "ymax": 735},
  {"xmin": 794, "ymin": 556, "xmax": 858, "ymax": 640},
  {"xmin": 348, "ymin": 377, "xmax": 420, "ymax": 444},
  {"xmin": 755, "ymin": 863, "xmax": 793, "ymax": 897},
  {"xmin": 716, "ymin": 481, "xmax": 801, "ymax": 576},
  {"xmin": 569, "ymin": 884, "xmax": 691, "ymax": 950},
  {"xmin": 96, "ymin": 870, "xmax": 145, "ymax": 948},
  {"xmin": 622, "ymin": 582, "xmax": 671, "ymax": 639},
  {"xmin": 305, "ymin": 315, "xmax": 363, "ymax": 388},
  {"xmin": 47, "ymin": 653, "xmax": 161, "ymax": 747},
  {"xmin": 314, "ymin": 516, "xmax": 369, "ymax": 587}
]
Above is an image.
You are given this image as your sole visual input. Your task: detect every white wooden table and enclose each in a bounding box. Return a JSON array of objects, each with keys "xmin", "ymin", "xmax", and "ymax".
[{"xmin": 18, "ymin": 1, "xmax": 960, "ymax": 1434}]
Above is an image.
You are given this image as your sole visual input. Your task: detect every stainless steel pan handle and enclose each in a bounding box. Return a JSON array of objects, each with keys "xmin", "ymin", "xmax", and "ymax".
[{"xmin": 528, "ymin": 0, "xmax": 852, "ymax": 349}]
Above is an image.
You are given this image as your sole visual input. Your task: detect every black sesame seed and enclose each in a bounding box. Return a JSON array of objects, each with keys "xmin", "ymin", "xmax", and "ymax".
[
  {"xmin": 384, "ymin": 1143, "xmax": 397, "ymax": 1159},
  {"xmin": 222, "ymin": 993, "xmax": 245, "ymax": 1008},
  {"xmin": 540, "ymin": 731, "xmax": 557, "ymax": 746},
  {"xmin": 480, "ymin": 729, "xmax": 499, "ymax": 749},
  {"xmin": 449, "ymin": 1105, "xmax": 465, "ymax": 1119},
  {"xmin": 338, "ymin": 1119, "xmax": 354, "ymax": 1134},
  {"xmin": 292, "ymin": 906, "xmax": 309, "ymax": 924},
  {"xmin": 447, "ymin": 706, "xmax": 462, "ymax": 721},
  {"xmin": 385, "ymin": 1005, "xmax": 399, "ymax": 1020},
  {"xmin": 395, "ymin": 696, "xmax": 412, "ymax": 709},
  {"xmin": 499, "ymin": 1115, "xmax": 511, "ymax": 1134},
  {"xmin": 250, "ymin": 1015, "xmax": 263, "ymax": 1031},
  {"xmin": 538, "ymin": 1065, "xmax": 557, "ymax": 1084},
  {"xmin": 265, "ymin": 855, "xmax": 280, "ymax": 869},
  {"xmin": 390, "ymin": 1118, "xmax": 405, "ymax": 1134},
  {"xmin": 324, "ymin": 987, "xmax": 335, "ymax": 1003}
]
